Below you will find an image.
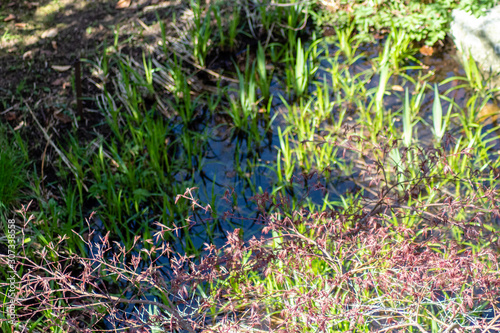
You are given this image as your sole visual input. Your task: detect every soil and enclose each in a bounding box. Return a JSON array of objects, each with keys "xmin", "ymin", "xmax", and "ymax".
[{"xmin": 0, "ymin": 0, "xmax": 182, "ymax": 131}]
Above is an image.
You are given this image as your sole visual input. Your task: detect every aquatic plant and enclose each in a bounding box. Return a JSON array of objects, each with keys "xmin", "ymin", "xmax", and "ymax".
[{"xmin": 6, "ymin": 136, "xmax": 500, "ymax": 332}]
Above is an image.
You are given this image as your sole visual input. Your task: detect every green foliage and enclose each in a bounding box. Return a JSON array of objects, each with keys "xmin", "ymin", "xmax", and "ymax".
[
  {"xmin": 191, "ymin": 0, "xmax": 213, "ymax": 66},
  {"xmin": 0, "ymin": 125, "xmax": 29, "ymax": 211},
  {"xmin": 431, "ymin": 83, "xmax": 452, "ymax": 144},
  {"xmin": 312, "ymin": 0, "xmax": 498, "ymax": 45}
]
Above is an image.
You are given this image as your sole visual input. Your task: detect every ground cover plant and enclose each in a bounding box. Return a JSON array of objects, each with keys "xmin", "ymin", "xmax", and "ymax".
[
  {"xmin": 2, "ymin": 0, "xmax": 500, "ymax": 332},
  {"xmin": 312, "ymin": 0, "xmax": 498, "ymax": 46}
]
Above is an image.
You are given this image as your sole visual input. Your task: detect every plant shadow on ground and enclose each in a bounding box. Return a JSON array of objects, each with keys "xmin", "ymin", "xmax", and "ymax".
[
  {"xmin": 0, "ymin": 0, "xmax": 182, "ymax": 125},
  {"xmin": 0, "ymin": 0, "xmax": 193, "ymax": 227}
]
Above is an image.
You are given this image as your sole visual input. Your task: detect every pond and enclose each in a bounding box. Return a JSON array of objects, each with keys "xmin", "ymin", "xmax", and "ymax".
[{"xmin": 85, "ymin": 32, "xmax": 500, "ymax": 329}]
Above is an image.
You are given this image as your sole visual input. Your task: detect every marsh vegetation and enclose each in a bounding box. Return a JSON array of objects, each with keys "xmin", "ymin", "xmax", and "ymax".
[{"xmin": 1, "ymin": 0, "xmax": 500, "ymax": 331}]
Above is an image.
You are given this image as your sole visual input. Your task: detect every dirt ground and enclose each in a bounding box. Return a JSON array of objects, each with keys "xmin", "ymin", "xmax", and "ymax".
[{"xmin": 0, "ymin": 0, "xmax": 179, "ymax": 126}]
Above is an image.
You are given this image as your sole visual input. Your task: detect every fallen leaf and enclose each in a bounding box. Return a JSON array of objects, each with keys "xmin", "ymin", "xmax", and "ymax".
[
  {"xmin": 51, "ymin": 77, "xmax": 66, "ymax": 86},
  {"xmin": 115, "ymin": 0, "xmax": 131, "ymax": 8},
  {"xmin": 52, "ymin": 65, "xmax": 72, "ymax": 72},
  {"xmin": 391, "ymin": 85, "xmax": 404, "ymax": 92},
  {"xmin": 14, "ymin": 23, "xmax": 27, "ymax": 28},
  {"xmin": 22, "ymin": 50, "xmax": 33, "ymax": 60},
  {"xmin": 477, "ymin": 103, "xmax": 500, "ymax": 124},
  {"xmin": 51, "ymin": 41, "xmax": 57, "ymax": 50},
  {"xmin": 54, "ymin": 110, "xmax": 72, "ymax": 124},
  {"xmin": 4, "ymin": 14, "xmax": 15, "ymax": 22},
  {"xmin": 41, "ymin": 28, "xmax": 58, "ymax": 38},
  {"xmin": 14, "ymin": 121, "xmax": 25, "ymax": 131},
  {"xmin": 419, "ymin": 45, "xmax": 434, "ymax": 56},
  {"xmin": 5, "ymin": 112, "xmax": 17, "ymax": 121}
]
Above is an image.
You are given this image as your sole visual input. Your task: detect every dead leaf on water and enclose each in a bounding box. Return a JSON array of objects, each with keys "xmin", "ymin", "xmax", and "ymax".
[
  {"xmin": 477, "ymin": 103, "xmax": 500, "ymax": 124},
  {"xmin": 116, "ymin": 0, "xmax": 131, "ymax": 8},
  {"xmin": 52, "ymin": 65, "xmax": 72, "ymax": 72},
  {"xmin": 419, "ymin": 45, "xmax": 434, "ymax": 56},
  {"xmin": 226, "ymin": 170, "xmax": 236, "ymax": 178}
]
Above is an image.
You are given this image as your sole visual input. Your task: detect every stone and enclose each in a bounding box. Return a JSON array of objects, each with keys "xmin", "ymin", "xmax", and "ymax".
[{"xmin": 449, "ymin": 6, "xmax": 500, "ymax": 77}]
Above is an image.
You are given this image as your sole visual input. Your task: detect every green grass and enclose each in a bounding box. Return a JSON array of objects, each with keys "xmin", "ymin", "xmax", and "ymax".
[{"xmin": 0, "ymin": 125, "xmax": 29, "ymax": 213}]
